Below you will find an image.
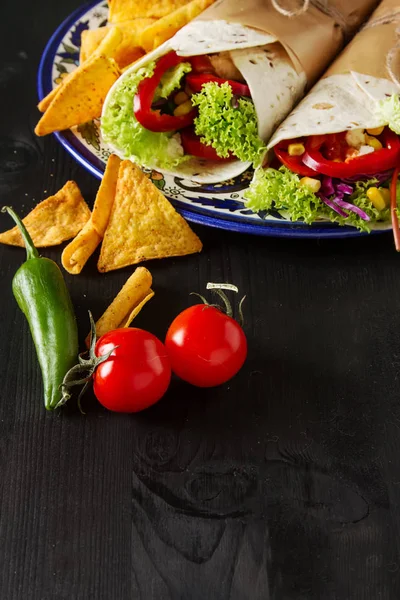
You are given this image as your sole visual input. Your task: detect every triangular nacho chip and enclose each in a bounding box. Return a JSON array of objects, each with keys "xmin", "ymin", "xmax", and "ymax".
[
  {"xmin": 38, "ymin": 28, "xmax": 123, "ymax": 114},
  {"xmin": 139, "ymin": 0, "xmax": 214, "ymax": 52},
  {"xmin": 38, "ymin": 85, "xmax": 59, "ymax": 113},
  {"xmin": 108, "ymin": 0, "xmax": 193, "ymax": 22},
  {"xmin": 98, "ymin": 161, "xmax": 202, "ymax": 272},
  {"xmin": 80, "ymin": 20, "xmax": 153, "ymax": 68},
  {"xmin": 0, "ymin": 182, "xmax": 90, "ymax": 247},
  {"xmin": 35, "ymin": 55, "xmax": 120, "ymax": 136},
  {"xmin": 61, "ymin": 154, "xmax": 121, "ymax": 274}
]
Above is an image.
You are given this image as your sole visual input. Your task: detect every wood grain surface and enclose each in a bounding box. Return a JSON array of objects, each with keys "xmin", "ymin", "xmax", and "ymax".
[{"xmin": 1, "ymin": 1, "xmax": 400, "ymax": 598}]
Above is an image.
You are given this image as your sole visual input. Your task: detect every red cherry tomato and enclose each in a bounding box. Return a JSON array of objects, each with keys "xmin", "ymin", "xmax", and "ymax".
[
  {"xmin": 165, "ymin": 305, "xmax": 247, "ymax": 387},
  {"xmin": 93, "ymin": 328, "xmax": 171, "ymax": 413}
]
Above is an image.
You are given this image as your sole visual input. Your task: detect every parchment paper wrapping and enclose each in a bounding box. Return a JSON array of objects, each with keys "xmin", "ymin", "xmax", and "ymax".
[
  {"xmin": 189, "ymin": 0, "xmax": 380, "ymax": 85},
  {"xmin": 269, "ymin": 0, "xmax": 400, "ymax": 147},
  {"xmin": 325, "ymin": 0, "xmax": 399, "ymax": 80}
]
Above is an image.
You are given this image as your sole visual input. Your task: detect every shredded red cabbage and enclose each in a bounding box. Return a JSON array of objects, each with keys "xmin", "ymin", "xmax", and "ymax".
[
  {"xmin": 318, "ymin": 176, "xmax": 370, "ymax": 221},
  {"xmin": 319, "ymin": 195, "xmax": 348, "ymax": 217},
  {"xmin": 334, "ymin": 198, "xmax": 370, "ymax": 221},
  {"xmin": 320, "ymin": 177, "xmax": 335, "ymax": 196},
  {"xmin": 336, "ymin": 183, "xmax": 353, "ymax": 195}
]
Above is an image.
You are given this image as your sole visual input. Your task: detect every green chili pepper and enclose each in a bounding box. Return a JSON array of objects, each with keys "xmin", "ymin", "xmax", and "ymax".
[{"xmin": 2, "ymin": 206, "xmax": 79, "ymax": 410}]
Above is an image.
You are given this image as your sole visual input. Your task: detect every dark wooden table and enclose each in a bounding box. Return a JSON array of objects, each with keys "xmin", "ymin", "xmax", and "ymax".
[{"xmin": 1, "ymin": 2, "xmax": 400, "ymax": 599}]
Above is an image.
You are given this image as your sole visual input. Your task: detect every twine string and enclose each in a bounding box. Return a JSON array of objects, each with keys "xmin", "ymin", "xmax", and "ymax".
[{"xmin": 271, "ymin": 0, "xmax": 351, "ymax": 37}]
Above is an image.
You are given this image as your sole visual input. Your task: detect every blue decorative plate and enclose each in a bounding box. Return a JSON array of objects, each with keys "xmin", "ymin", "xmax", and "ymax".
[{"xmin": 37, "ymin": 0, "xmax": 387, "ymax": 238}]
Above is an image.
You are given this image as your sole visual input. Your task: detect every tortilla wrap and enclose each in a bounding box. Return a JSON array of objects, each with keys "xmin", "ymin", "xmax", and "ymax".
[
  {"xmin": 101, "ymin": 0, "xmax": 379, "ymax": 183},
  {"xmin": 269, "ymin": 0, "xmax": 399, "ymax": 148},
  {"xmin": 102, "ymin": 36, "xmax": 305, "ymax": 183}
]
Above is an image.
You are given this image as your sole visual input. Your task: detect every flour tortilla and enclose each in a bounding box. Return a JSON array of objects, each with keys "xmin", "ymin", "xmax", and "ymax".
[
  {"xmin": 101, "ymin": 28, "xmax": 305, "ymax": 183},
  {"xmin": 268, "ymin": 72, "xmax": 398, "ymax": 148},
  {"xmin": 265, "ymin": 70, "xmax": 398, "ymax": 230},
  {"xmin": 171, "ymin": 19, "xmax": 277, "ymax": 55}
]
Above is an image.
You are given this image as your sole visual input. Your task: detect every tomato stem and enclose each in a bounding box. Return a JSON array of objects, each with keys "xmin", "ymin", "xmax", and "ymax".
[
  {"xmin": 190, "ymin": 292, "xmax": 209, "ymax": 305},
  {"xmin": 58, "ymin": 311, "xmax": 118, "ymax": 413},
  {"xmin": 238, "ymin": 295, "xmax": 246, "ymax": 327},
  {"xmin": 191, "ymin": 283, "xmax": 246, "ymax": 324},
  {"xmin": 212, "ymin": 289, "xmax": 232, "ymax": 316}
]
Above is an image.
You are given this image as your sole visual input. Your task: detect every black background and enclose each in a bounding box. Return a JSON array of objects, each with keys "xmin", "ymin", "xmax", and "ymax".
[{"xmin": 1, "ymin": 1, "xmax": 400, "ymax": 599}]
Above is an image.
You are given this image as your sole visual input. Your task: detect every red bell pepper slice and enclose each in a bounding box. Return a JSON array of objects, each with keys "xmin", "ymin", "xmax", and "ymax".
[
  {"xmin": 274, "ymin": 142, "xmax": 317, "ymax": 177},
  {"xmin": 302, "ymin": 129, "xmax": 400, "ymax": 177},
  {"xmin": 180, "ymin": 127, "xmax": 233, "ymax": 161},
  {"xmin": 134, "ymin": 51, "xmax": 196, "ymax": 133},
  {"xmin": 391, "ymin": 166, "xmax": 400, "ymax": 251},
  {"xmin": 185, "ymin": 73, "xmax": 251, "ymax": 97}
]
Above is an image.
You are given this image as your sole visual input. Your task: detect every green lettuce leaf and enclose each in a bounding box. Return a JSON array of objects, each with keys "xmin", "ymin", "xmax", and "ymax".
[
  {"xmin": 244, "ymin": 166, "xmax": 390, "ymax": 232},
  {"xmin": 157, "ymin": 62, "xmax": 192, "ymax": 100},
  {"xmin": 244, "ymin": 166, "xmax": 321, "ymax": 223},
  {"xmin": 377, "ymin": 94, "xmax": 400, "ymax": 135},
  {"xmin": 101, "ymin": 63, "xmax": 187, "ymax": 171},
  {"xmin": 334, "ymin": 179, "xmax": 390, "ymax": 232},
  {"xmin": 191, "ymin": 82, "xmax": 266, "ymax": 166}
]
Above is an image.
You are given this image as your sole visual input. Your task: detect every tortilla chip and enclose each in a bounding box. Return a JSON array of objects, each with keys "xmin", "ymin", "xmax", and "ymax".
[
  {"xmin": 0, "ymin": 182, "xmax": 90, "ymax": 247},
  {"xmin": 61, "ymin": 222, "xmax": 102, "ymax": 275},
  {"xmin": 87, "ymin": 266, "xmax": 153, "ymax": 345},
  {"xmin": 120, "ymin": 290, "xmax": 155, "ymax": 327},
  {"xmin": 35, "ymin": 55, "xmax": 120, "ymax": 136},
  {"xmin": 80, "ymin": 20, "xmax": 154, "ymax": 68},
  {"xmin": 98, "ymin": 161, "xmax": 202, "ymax": 272},
  {"xmin": 91, "ymin": 154, "xmax": 121, "ymax": 236},
  {"xmin": 140, "ymin": 0, "xmax": 214, "ymax": 52},
  {"xmin": 80, "ymin": 28, "xmax": 108, "ymax": 64},
  {"xmin": 108, "ymin": 0, "xmax": 193, "ymax": 22},
  {"xmin": 39, "ymin": 29, "xmax": 123, "ymax": 114},
  {"xmin": 38, "ymin": 85, "xmax": 59, "ymax": 113},
  {"xmin": 62, "ymin": 154, "xmax": 121, "ymax": 274},
  {"xmin": 94, "ymin": 25, "xmax": 123, "ymax": 58}
]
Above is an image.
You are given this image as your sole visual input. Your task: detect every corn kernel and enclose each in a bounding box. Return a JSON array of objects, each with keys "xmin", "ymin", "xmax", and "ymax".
[
  {"xmin": 366, "ymin": 126, "xmax": 384, "ymax": 136},
  {"xmin": 299, "ymin": 177, "xmax": 321, "ymax": 193},
  {"xmin": 365, "ymin": 135, "xmax": 383, "ymax": 150},
  {"xmin": 173, "ymin": 100, "xmax": 193, "ymax": 117},
  {"xmin": 367, "ymin": 187, "xmax": 390, "ymax": 211},
  {"xmin": 288, "ymin": 143, "xmax": 305, "ymax": 156},
  {"xmin": 174, "ymin": 91, "xmax": 189, "ymax": 105}
]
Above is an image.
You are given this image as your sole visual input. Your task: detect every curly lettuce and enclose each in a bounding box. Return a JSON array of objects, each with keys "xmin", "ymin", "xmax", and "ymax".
[
  {"xmin": 341, "ymin": 179, "xmax": 390, "ymax": 230},
  {"xmin": 157, "ymin": 62, "xmax": 192, "ymax": 99},
  {"xmin": 101, "ymin": 63, "xmax": 187, "ymax": 171},
  {"xmin": 378, "ymin": 94, "xmax": 400, "ymax": 135},
  {"xmin": 191, "ymin": 82, "xmax": 266, "ymax": 166},
  {"xmin": 244, "ymin": 166, "xmax": 321, "ymax": 223},
  {"xmin": 244, "ymin": 166, "xmax": 391, "ymax": 232}
]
